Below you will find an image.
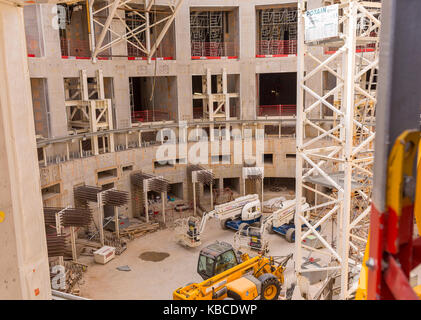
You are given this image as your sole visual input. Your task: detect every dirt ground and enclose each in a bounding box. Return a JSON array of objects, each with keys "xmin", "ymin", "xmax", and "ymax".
[{"xmin": 78, "ymin": 218, "xmax": 300, "ymax": 300}]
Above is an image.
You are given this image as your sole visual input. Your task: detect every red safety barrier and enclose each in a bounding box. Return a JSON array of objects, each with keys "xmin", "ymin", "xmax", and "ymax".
[
  {"xmin": 131, "ymin": 110, "xmax": 170, "ymax": 123},
  {"xmin": 256, "ymin": 40, "xmax": 297, "ymax": 57},
  {"xmin": 128, "ymin": 57, "xmax": 174, "ymax": 61},
  {"xmin": 191, "ymin": 42, "xmax": 238, "ymax": 59},
  {"xmin": 257, "ymin": 105, "xmax": 296, "ymax": 117}
]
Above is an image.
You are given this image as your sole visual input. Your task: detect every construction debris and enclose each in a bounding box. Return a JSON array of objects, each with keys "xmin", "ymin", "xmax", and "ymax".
[
  {"xmin": 117, "ymin": 222, "xmax": 160, "ymax": 240},
  {"xmin": 49, "ymin": 260, "xmax": 87, "ymax": 295},
  {"xmin": 116, "ymin": 265, "xmax": 131, "ymax": 272}
]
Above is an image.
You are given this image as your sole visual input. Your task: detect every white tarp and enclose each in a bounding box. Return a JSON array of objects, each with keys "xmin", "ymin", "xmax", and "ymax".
[{"xmin": 304, "ymin": 4, "xmax": 339, "ymax": 42}]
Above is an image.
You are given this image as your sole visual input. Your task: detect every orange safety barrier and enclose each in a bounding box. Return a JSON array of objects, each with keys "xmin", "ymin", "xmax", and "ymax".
[{"xmin": 131, "ymin": 110, "xmax": 170, "ymax": 123}]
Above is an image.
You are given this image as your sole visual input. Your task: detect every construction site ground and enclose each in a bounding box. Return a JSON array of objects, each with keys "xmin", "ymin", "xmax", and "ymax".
[{"xmin": 78, "ymin": 217, "xmax": 304, "ymax": 300}]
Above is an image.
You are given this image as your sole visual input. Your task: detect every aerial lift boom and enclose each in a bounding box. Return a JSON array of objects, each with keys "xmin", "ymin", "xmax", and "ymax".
[{"xmin": 175, "ymin": 194, "xmax": 262, "ymax": 248}]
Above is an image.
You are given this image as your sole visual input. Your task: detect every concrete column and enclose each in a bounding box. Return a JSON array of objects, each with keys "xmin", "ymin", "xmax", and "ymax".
[
  {"xmin": 0, "ymin": 3, "xmax": 51, "ymax": 299},
  {"xmin": 39, "ymin": 4, "xmax": 68, "ymax": 138},
  {"xmin": 239, "ymin": 3, "xmax": 257, "ymax": 120},
  {"xmin": 174, "ymin": 2, "xmax": 192, "ymax": 121}
]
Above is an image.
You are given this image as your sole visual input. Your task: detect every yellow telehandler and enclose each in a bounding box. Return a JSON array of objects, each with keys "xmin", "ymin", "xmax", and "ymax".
[{"xmin": 173, "ymin": 241, "xmax": 292, "ymax": 300}]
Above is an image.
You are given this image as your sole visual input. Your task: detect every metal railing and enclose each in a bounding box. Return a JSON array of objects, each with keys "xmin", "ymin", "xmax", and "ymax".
[
  {"xmin": 256, "ymin": 40, "xmax": 297, "ymax": 56},
  {"xmin": 257, "ymin": 105, "xmax": 297, "ymax": 117},
  {"xmin": 191, "ymin": 41, "xmax": 238, "ymax": 58}
]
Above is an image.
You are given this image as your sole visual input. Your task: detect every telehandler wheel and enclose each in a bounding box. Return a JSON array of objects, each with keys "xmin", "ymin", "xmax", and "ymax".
[
  {"xmin": 285, "ymin": 228, "xmax": 295, "ymax": 243},
  {"xmin": 258, "ymin": 273, "xmax": 281, "ymax": 300},
  {"xmin": 226, "ymin": 290, "xmax": 242, "ymax": 300},
  {"xmin": 220, "ymin": 219, "xmax": 229, "ymax": 230}
]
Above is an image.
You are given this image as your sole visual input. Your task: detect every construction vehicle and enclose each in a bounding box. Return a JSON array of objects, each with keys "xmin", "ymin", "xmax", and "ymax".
[
  {"xmin": 233, "ymin": 197, "xmax": 320, "ymax": 254},
  {"xmin": 173, "ymin": 241, "xmax": 292, "ymax": 300},
  {"xmin": 266, "ymin": 198, "xmax": 311, "ymax": 243},
  {"xmin": 354, "ymin": 0, "xmax": 421, "ymax": 300},
  {"xmin": 233, "ymin": 222, "xmax": 269, "ymax": 254},
  {"xmin": 175, "ymin": 194, "xmax": 262, "ymax": 248}
]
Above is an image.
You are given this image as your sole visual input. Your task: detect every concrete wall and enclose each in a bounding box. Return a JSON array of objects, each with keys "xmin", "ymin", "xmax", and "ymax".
[
  {"xmin": 27, "ymin": 1, "xmax": 302, "ymax": 132},
  {"xmin": 24, "ymin": 0, "xmax": 327, "ymax": 219}
]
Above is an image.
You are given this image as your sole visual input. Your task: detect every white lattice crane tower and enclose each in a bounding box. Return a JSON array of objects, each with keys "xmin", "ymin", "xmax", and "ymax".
[{"xmin": 295, "ymin": 0, "xmax": 381, "ymax": 299}]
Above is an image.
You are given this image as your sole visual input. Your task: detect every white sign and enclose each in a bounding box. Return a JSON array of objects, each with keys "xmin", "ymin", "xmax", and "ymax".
[{"xmin": 305, "ymin": 4, "xmax": 339, "ymax": 42}]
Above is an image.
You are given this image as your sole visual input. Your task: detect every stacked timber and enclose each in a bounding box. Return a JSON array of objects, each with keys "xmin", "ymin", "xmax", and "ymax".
[{"xmin": 117, "ymin": 222, "xmax": 160, "ymax": 240}]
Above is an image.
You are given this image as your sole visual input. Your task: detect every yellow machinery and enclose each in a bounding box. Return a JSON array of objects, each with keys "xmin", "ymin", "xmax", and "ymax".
[
  {"xmin": 356, "ymin": 131, "xmax": 421, "ymax": 300},
  {"xmin": 173, "ymin": 241, "xmax": 292, "ymax": 300}
]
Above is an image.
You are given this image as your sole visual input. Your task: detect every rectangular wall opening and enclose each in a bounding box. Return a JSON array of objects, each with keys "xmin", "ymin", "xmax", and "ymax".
[
  {"xmin": 59, "ymin": 2, "xmax": 110, "ymax": 58},
  {"xmin": 257, "ymin": 72, "xmax": 297, "ymax": 117},
  {"xmin": 130, "ymin": 76, "xmax": 177, "ymax": 123},
  {"xmin": 190, "ymin": 8, "xmax": 239, "ymax": 58},
  {"xmin": 192, "ymin": 74, "xmax": 240, "ymax": 119},
  {"xmin": 256, "ymin": 6, "xmax": 297, "ymax": 56},
  {"xmin": 223, "ymin": 177, "xmax": 240, "ymax": 193},
  {"xmin": 264, "ymin": 177, "xmax": 295, "ymax": 193},
  {"xmin": 42, "ymin": 183, "xmax": 61, "ymax": 201},
  {"xmin": 101, "ymin": 183, "xmax": 115, "ymax": 218},
  {"xmin": 263, "ymin": 153, "xmax": 274, "ymax": 164},
  {"xmin": 264, "ymin": 125, "xmax": 279, "ymax": 136},
  {"xmin": 30, "ymin": 78, "xmax": 51, "ymax": 138},
  {"xmin": 122, "ymin": 165, "xmax": 134, "ymax": 173},
  {"xmin": 169, "ymin": 183, "xmax": 183, "ymax": 200},
  {"xmin": 154, "ymin": 160, "xmax": 175, "ymax": 169},
  {"xmin": 97, "ymin": 168, "xmax": 118, "ymax": 183}
]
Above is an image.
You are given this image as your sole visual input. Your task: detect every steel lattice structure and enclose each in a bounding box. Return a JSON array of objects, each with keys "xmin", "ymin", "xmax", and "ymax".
[
  {"xmin": 89, "ymin": 0, "xmax": 184, "ymax": 61},
  {"xmin": 295, "ymin": 0, "xmax": 381, "ymax": 300}
]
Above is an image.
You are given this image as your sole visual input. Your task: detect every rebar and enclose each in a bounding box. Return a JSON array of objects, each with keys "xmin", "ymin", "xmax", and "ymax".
[
  {"xmin": 43, "ymin": 207, "xmax": 63, "ymax": 228},
  {"xmin": 102, "ymin": 190, "xmax": 129, "ymax": 207},
  {"xmin": 131, "ymin": 172, "xmax": 169, "ymax": 193},
  {"xmin": 62, "ymin": 207, "xmax": 93, "ymax": 227},
  {"xmin": 74, "ymin": 185, "xmax": 102, "ymax": 204},
  {"xmin": 46, "ymin": 234, "xmax": 67, "ymax": 257}
]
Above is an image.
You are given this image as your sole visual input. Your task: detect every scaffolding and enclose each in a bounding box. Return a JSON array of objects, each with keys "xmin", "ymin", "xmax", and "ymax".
[
  {"xmin": 190, "ymin": 11, "xmax": 236, "ymax": 57},
  {"xmin": 64, "ymin": 69, "xmax": 115, "ymax": 156},
  {"xmin": 257, "ymin": 7, "xmax": 297, "ymax": 55},
  {"xmin": 192, "ymin": 68, "xmax": 240, "ymax": 140},
  {"xmin": 295, "ymin": 0, "xmax": 380, "ymax": 300}
]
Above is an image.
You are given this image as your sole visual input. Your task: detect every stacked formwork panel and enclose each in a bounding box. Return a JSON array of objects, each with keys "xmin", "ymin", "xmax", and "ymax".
[{"xmin": 295, "ymin": 0, "xmax": 380, "ymax": 299}]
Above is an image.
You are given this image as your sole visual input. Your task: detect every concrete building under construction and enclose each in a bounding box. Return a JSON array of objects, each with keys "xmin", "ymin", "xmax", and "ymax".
[{"xmin": 3, "ymin": 0, "xmax": 421, "ymax": 302}]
